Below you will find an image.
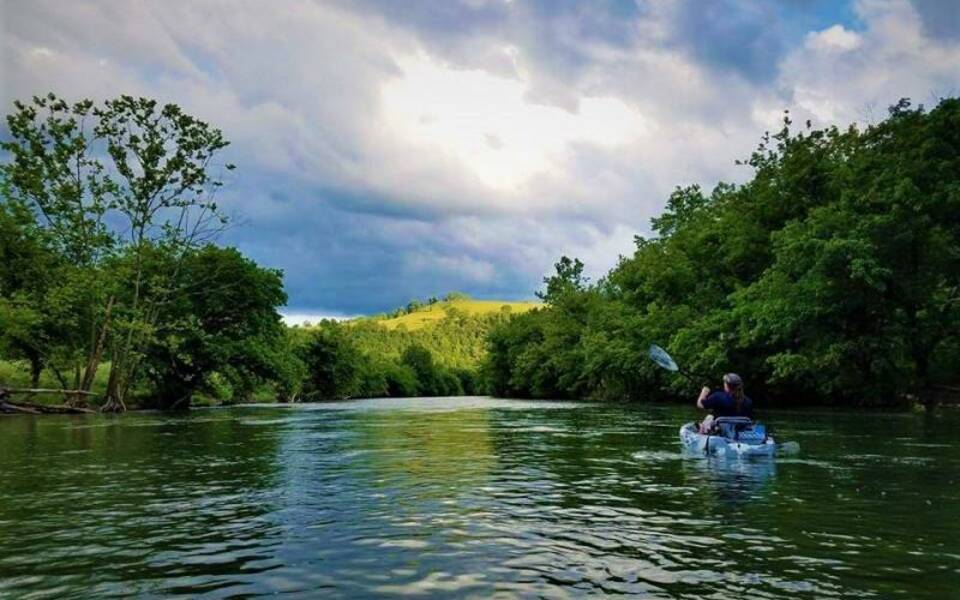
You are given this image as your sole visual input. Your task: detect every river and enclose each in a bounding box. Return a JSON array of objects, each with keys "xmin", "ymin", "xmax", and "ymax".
[{"xmin": 0, "ymin": 397, "xmax": 957, "ymax": 599}]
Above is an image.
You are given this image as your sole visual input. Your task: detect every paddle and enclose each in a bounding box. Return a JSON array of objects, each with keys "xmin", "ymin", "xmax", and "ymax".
[
  {"xmin": 647, "ymin": 344, "xmax": 704, "ymax": 385},
  {"xmin": 648, "ymin": 344, "xmax": 715, "ymax": 453}
]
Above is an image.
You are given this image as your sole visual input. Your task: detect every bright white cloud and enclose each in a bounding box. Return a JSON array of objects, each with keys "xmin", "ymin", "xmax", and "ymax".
[
  {"xmin": 281, "ymin": 312, "xmax": 358, "ymax": 326},
  {"xmin": 380, "ymin": 51, "xmax": 647, "ymax": 192},
  {"xmin": 806, "ymin": 25, "xmax": 863, "ymax": 53},
  {"xmin": 779, "ymin": 0, "xmax": 960, "ymax": 124}
]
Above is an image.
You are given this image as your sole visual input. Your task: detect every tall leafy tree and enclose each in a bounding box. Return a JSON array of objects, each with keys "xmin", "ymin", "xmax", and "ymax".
[
  {"xmin": 0, "ymin": 194, "xmax": 59, "ymax": 386},
  {"xmin": 141, "ymin": 246, "xmax": 289, "ymax": 409},
  {"xmin": 1, "ymin": 94, "xmax": 234, "ymax": 410},
  {"xmin": 301, "ymin": 324, "xmax": 365, "ymax": 400}
]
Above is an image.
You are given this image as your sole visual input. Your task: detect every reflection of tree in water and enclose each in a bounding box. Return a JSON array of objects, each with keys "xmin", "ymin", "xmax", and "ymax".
[
  {"xmin": 346, "ymin": 409, "xmax": 495, "ymax": 498},
  {"xmin": 269, "ymin": 406, "xmax": 499, "ymax": 591},
  {"xmin": 0, "ymin": 411, "xmax": 286, "ymax": 595}
]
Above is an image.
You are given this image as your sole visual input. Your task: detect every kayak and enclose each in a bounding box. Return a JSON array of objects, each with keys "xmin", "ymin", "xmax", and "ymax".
[{"xmin": 680, "ymin": 420, "xmax": 777, "ymax": 458}]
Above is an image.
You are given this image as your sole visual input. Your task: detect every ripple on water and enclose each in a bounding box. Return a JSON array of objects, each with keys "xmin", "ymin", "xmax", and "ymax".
[{"xmin": 1, "ymin": 400, "xmax": 958, "ymax": 599}]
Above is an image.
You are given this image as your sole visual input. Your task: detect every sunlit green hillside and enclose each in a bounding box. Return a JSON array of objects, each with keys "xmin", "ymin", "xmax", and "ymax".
[
  {"xmin": 314, "ymin": 296, "xmax": 543, "ymax": 371},
  {"xmin": 370, "ymin": 299, "xmax": 540, "ymax": 331}
]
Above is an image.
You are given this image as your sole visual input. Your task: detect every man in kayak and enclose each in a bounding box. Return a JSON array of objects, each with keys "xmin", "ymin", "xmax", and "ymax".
[{"xmin": 697, "ymin": 373, "xmax": 753, "ymax": 433}]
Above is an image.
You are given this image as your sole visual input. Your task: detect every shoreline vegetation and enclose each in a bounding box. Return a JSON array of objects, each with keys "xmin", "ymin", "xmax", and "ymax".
[
  {"xmin": 2, "ymin": 93, "xmax": 958, "ymax": 414},
  {"xmin": 484, "ymin": 98, "xmax": 960, "ymax": 408}
]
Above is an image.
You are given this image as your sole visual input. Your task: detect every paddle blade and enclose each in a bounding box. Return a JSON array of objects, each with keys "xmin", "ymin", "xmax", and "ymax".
[
  {"xmin": 648, "ymin": 344, "xmax": 679, "ymax": 372},
  {"xmin": 778, "ymin": 441, "xmax": 801, "ymax": 455}
]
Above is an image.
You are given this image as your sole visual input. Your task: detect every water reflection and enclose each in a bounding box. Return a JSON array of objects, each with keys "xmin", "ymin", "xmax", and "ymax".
[
  {"xmin": 682, "ymin": 456, "xmax": 777, "ymax": 506},
  {"xmin": 0, "ymin": 412, "xmax": 286, "ymax": 597},
  {"xmin": 0, "ymin": 400, "xmax": 958, "ymax": 599}
]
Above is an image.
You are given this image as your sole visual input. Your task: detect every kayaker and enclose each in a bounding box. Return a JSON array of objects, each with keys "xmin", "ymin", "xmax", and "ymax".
[{"xmin": 697, "ymin": 373, "xmax": 752, "ymax": 433}]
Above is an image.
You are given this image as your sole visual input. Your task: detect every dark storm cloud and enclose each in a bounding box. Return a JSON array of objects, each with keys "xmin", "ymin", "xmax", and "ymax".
[
  {"xmin": 3, "ymin": 0, "xmax": 958, "ymax": 317},
  {"xmin": 330, "ymin": 0, "xmax": 786, "ymax": 85},
  {"xmin": 909, "ymin": 0, "xmax": 960, "ymax": 41},
  {"xmin": 664, "ymin": 0, "xmax": 786, "ymax": 82},
  {"xmin": 219, "ymin": 175, "xmax": 542, "ymax": 314}
]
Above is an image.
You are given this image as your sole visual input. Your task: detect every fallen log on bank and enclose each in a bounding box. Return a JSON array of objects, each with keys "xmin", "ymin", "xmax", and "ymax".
[
  {"xmin": 0, "ymin": 388, "xmax": 99, "ymax": 415},
  {"xmin": 3, "ymin": 387, "xmax": 99, "ymax": 396},
  {"xmin": 0, "ymin": 401, "xmax": 42, "ymax": 415}
]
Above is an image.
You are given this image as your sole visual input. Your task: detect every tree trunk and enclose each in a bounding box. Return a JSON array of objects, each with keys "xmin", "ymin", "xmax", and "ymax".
[
  {"xmin": 0, "ymin": 401, "xmax": 41, "ymax": 415},
  {"xmin": 4, "ymin": 387, "xmax": 98, "ymax": 396},
  {"xmin": 50, "ymin": 365, "xmax": 69, "ymax": 390},
  {"xmin": 101, "ymin": 248, "xmax": 145, "ymax": 414},
  {"xmin": 80, "ymin": 296, "xmax": 114, "ymax": 393},
  {"xmin": 100, "ymin": 360, "xmax": 127, "ymax": 413},
  {"xmin": 1, "ymin": 399, "xmax": 96, "ymax": 414},
  {"xmin": 28, "ymin": 352, "xmax": 42, "ymax": 389},
  {"xmin": 168, "ymin": 392, "xmax": 193, "ymax": 411}
]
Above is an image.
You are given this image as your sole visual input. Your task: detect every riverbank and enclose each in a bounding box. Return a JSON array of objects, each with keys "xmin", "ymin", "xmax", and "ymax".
[{"xmin": 4, "ymin": 389, "xmax": 957, "ymax": 419}]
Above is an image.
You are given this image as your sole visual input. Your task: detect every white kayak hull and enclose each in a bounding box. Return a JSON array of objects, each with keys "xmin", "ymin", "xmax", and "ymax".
[{"xmin": 680, "ymin": 423, "xmax": 776, "ymax": 457}]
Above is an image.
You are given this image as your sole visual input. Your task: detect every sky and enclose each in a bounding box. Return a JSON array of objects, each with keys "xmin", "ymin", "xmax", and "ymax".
[{"xmin": 1, "ymin": 0, "xmax": 958, "ymax": 322}]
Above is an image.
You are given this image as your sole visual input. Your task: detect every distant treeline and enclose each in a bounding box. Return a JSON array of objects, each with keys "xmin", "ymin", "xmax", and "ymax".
[
  {"xmin": 351, "ymin": 308, "xmax": 511, "ymax": 369},
  {"xmin": 485, "ymin": 98, "xmax": 960, "ymax": 406},
  {"xmin": 285, "ymin": 323, "xmax": 476, "ymax": 401},
  {"xmin": 375, "ymin": 291, "xmax": 473, "ymax": 320},
  {"xmin": 285, "ymin": 303, "xmax": 516, "ymax": 401}
]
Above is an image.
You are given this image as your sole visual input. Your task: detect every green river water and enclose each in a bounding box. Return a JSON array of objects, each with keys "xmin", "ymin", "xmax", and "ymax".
[{"xmin": 0, "ymin": 397, "xmax": 958, "ymax": 599}]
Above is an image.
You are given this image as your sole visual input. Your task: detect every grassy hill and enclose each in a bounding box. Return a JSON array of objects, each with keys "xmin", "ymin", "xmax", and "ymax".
[
  {"xmin": 325, "ymin": 296, "xmax": 541, "ymax": 370},
  {"xmin": 371, "ymin": 299, "xmax": 540, "ymax": 330}
]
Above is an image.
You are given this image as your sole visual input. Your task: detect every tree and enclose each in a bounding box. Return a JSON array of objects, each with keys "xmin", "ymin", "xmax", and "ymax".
[
  {"xmin": 301, "ymin": 324, "xmax": 364, "ymax": 400},
  {"xmin": 401, "ymin": 344, "xmax": 439, "ymax": 396},
  {"xmin": 1, "ymin": 96, "xmax": 115, "ymax": 399},
  {"xmin": 140, "ymin": 246, "xmax": 288, "ymax": 409},
  {"xmin": 0, "ymin": 196, "xmax": 57, "ymax": 386},
  {"xmin": 1, "ymin": 93, "xmax": 235, "ymax": 411}
]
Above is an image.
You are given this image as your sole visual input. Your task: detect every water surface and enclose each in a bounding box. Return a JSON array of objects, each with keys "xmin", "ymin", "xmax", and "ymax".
[{"xmin": 1, "ymin": 397, "xmax": 957, "ymax": 598}]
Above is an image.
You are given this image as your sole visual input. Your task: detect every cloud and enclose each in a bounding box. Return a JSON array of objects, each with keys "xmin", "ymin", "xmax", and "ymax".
[
  {"xmin": 1, "ymin": 0, "xmax": 958, "ymax": 314},
  {"xmin": 908, "ymin": 0, "xmax": 960, "ymax": 41},
  {"xmin": 777, "ymin": 0, "xmax": 960, "ymax": 125},
  {"xmin": 379, "ymin": 51, "xmax": 648, "ymax": 194},
  {"xmin": 281, "ymin": 312, "xmax": 358, "ymax": 326},
  {"xmin": 659, "ymin": 0, "xmax": 787, "ymax": 82},
  {"xmin": 805, "ymin": 25, "xmax": 863, "ymax": 54}
]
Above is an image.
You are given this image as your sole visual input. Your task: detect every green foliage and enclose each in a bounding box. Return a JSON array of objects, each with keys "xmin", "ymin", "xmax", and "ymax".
[
  {"xmin": 300, "ymin": 323, "xmax": 365, "ymax": 400},
  {"xmin": 397, "ymin": 343, "xmax": 463, "ymax": 396},
  {"xmin": 401, "ymin": 344, "xmax": 436, "ymax": 394},
  {"xmin": 347, "ymin": 300, "xmax": 535, "ymax": 374},
  {"xmin": 444, "ymin": 291, "xmax": 471, "ymax": 302},
  {"xmin": 0, "ymin": 93, "xmax": 289, "ymax": 410},
  {"xmin": 373, "ymin": 297, "xmax": 538, "ymax": 331},
  {"xmin": 286, "ymin": 296, "xmax": 509, "ymax": 401},
  {"xmin": 0, "ymin": 199, "xmax": 50, "ymax": 383},
  {"xmin": 140, "ymin": 246, "xmax": 290, "ymax": 409},
  {"xmin": 485, "ymin": 98, "xmax": 960, "ymax": 406},
  {"xmin": 0, "ymin": 187, "xmax": 105, "ymax": 388}
]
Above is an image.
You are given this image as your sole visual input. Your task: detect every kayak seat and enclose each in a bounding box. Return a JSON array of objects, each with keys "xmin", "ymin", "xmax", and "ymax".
[{"xmin": 712, "ymin": 417, "xmax": 765, "ymax": 443}]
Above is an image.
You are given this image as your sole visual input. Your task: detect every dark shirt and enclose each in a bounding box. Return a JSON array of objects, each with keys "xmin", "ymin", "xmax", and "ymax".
[{"xmin": 703, "ymin": 391, "xmax": 753, "ymax": 418}]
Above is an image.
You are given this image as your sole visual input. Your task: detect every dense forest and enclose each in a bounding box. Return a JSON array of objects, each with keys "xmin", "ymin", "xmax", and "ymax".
[{"xmin": 485, "ymin": 98, "xmax": 960, "ymax": 407}]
